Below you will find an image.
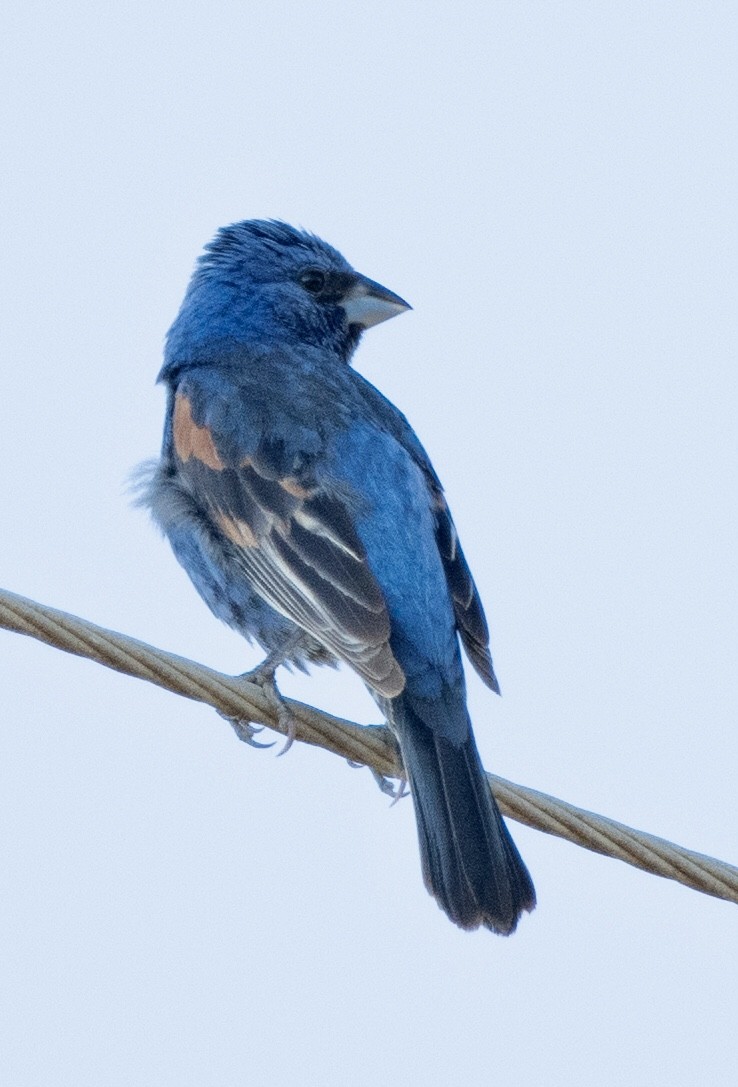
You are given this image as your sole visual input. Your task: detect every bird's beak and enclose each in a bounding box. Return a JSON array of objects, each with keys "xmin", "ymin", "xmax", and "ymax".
[{"xmin": 341, "ymin": 275, "xmax": 412, "ymax": 329}]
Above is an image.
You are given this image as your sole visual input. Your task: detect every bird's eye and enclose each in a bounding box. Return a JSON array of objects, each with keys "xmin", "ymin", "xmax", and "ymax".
[{"xmin": 299, "ymin": 268, "xmax": 327, "ymax": 294}]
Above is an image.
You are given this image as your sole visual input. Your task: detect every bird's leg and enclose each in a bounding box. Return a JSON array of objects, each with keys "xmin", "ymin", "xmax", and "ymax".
[
  {"xmin": 221, "ymin": 649, "xmax": 298, "ymax": 754},
  {"xmin": 346, "ymin": 724, "xmax": 409, "ymax": 801}
]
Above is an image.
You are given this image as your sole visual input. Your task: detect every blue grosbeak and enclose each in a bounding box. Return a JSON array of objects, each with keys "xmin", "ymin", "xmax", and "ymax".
[{"xmin": 142, "ymin": 220, "xmax": 535, "ymax": 934}]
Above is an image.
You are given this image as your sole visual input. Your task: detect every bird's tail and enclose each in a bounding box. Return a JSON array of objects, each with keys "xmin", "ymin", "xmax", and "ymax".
[{"xmin": 391, "ymin": 693, "xmax": 535, "ymax": 934}]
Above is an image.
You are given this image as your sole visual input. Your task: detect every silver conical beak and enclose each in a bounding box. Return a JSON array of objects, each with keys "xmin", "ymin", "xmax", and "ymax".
[{"xmin": 341, "ymin": 274, "xmax": 412, "ymax": 329}]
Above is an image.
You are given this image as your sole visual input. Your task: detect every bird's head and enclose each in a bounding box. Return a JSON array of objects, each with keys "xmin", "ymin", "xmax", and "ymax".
[{"xmin": 163, "ymin": 219, "xmax": 410, "ymax": 372}]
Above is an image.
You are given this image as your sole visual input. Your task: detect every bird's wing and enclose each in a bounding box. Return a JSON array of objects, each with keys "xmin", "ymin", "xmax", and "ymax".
[
  {"xmin": 432, "ymin": 493, "xmax": 500, "ymax": 694},
  {"xmin": 351, "ymin": 373, "xmax": 500, "ymax": 693},
  {"xmin": 171, "ymin": 389, "xmax": 405, "ymax": 697}
]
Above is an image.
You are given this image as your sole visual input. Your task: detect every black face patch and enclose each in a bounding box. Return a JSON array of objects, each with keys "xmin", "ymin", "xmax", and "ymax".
[{"xmin": 297, "ymin": 267, "xmax": 357, "ymax": 306}]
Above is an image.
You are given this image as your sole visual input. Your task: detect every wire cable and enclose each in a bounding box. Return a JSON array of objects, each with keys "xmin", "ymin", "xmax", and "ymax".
[{"xmin": 1, "ymin": 587, "xmax": 735, "ymax": 906}]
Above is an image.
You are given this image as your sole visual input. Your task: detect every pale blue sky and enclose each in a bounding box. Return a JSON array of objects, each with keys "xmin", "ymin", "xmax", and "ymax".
[{"xmin": 1, "ymin": 3, "xmax": 736, "ymax": 1084}]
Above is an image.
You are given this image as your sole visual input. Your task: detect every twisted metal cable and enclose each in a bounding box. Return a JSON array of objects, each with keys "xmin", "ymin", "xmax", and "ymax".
[{"xmin": 1, "ymin": 586, "xmax": 736, "ymax": 906}]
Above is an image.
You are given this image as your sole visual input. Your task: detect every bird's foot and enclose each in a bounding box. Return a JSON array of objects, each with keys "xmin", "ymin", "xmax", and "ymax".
[
  {"xmin": 346, "ymin": 724, "xmax": 409, "ymax": 802},
  {"xmin": 232, "ymin": 656, "xmax": 297, "ymax": 755}
]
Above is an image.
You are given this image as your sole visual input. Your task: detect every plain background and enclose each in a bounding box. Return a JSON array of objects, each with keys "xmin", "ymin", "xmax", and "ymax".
[{"xmin": 1, "ymin": 3, "xmax": 736, "ymax": 1084}]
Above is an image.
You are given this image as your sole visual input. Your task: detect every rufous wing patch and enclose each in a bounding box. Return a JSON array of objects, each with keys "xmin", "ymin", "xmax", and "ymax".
[
  {"xmin": 216, "ymin": 512, "xmax": 258, "ymax": 548},
  {"xmin": 173, "ymin": 394, "xmax": 225, "ymax": 471},
  {"xmin": 280, "ymin": 477, "xmax": 310, "ymax": 499}
]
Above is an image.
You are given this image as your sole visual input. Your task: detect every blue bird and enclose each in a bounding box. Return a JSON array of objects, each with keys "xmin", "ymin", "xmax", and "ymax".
[{"xmin": 142, "ymin": 220, "xmax": 535, "ymax": 934}]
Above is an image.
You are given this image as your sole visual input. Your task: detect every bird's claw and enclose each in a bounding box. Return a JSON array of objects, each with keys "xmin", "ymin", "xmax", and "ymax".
[
  {"xmin": 275, "ymin": 702, "xmax": 297, "ymax": 756},
  {"xmin": 218, "ymin": 711, "xmax": 276, "ymax": 748},
  {"xmin": 389, "ymin": 777, "xmax": 410, "ymax": 804},
  {"xmin": 376, "ymin": 769, "xmax": 409, "ymax": 802},
  {"xmin": 235, "ymin": 720, "xmax": 277, "ymax": 749}
]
